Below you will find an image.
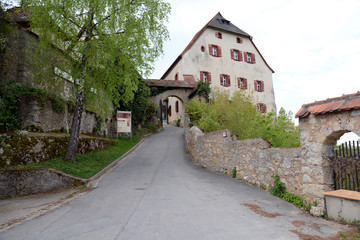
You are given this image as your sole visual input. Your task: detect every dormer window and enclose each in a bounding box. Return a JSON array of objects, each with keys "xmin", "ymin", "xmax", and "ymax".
[
  {"xmin": 215, "ymin": 32, "xmax": 222, "ymax": 39},
  {"xmin": 221, "ymin": 19, "xmax": 230, "ymax": 25}
]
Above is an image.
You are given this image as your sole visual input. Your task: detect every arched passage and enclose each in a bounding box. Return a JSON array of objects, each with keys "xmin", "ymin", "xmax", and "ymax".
[
  {"xmin": 296, "ymin": 92, "xmax": 360, "ymax": 199},
  {"xmin": 146, "ymin": 79, "xmax": 196, "ymax": 127}
]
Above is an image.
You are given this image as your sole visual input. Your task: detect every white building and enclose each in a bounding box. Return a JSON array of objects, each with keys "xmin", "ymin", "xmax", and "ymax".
[{"xmin": 162, "ymin": 12, "xmax": 276, "ymax": 125}]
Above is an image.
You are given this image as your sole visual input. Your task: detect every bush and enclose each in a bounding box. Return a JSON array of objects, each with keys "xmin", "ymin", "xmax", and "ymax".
[
  {"xmin": 186, "ymin": 90, "xmax": 299, "ymax": 148},
  {"xmin": 270, "ymin": 174, "xmax": 286, "ymax": 197}
]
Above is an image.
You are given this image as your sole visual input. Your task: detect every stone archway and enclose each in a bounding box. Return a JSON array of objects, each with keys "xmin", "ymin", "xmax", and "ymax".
[
  {"xmin": 146, "ymin": 79, "xmax": 196, "ymax": 127},
  {"xmin": 296, "ymin": 92, "xmax": 360, "ymax": 200}
]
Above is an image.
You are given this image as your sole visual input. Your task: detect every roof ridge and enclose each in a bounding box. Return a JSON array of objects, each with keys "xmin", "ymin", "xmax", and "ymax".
[{"xmin": 301, "ymin": 91, "xmax": 360, "ymax": 108}]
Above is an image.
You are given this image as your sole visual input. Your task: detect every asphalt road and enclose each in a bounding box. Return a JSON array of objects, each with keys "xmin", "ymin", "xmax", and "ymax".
[{"xmin": 0, "ymin": 125, "xmax": 342, "ymax": 240}]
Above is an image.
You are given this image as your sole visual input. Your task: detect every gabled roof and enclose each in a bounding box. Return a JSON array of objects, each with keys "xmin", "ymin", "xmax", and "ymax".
[
  {"xmin": 208, "ymin": 12, "xmax": 251, "ymax": 38},
  {"xmin": 161, "ymin": 12, "xmax": 274, "ymax": 79},
  {"xmin": 295, "ymin": 91, "xmax": 360, "ymax": 118}
]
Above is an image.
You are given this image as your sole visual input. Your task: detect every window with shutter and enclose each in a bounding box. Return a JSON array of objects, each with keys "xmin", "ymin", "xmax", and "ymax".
[
  {"xmin": 236, "ymin": 37, "xmax": 243, "ymax": 43},
  {"xmin": 168, "ymin": 106, "xmax": 172, "ymax": 116},
  {"xmin": 209, "ymin": 44, "xmax": 221, "ymax": 57},
  {"xmin": 216, "ymin": 32, "xmax": 222, "ymax": 39},
  {"xmin": 226, "ymin": 75, "xmax": 231, "ymax": 86},
  {"xmin": 254, "ymin": 80, "xmax": 264, "ymax": 92},
  {"xmin": 251, "ymin": 53, "xmax": 256, "ymax": 64},
  {"xmin": 257, "ymin": 103, "xmax": 267, "ymax": 113},
  {"xmin": 200, "ymin": 71, "xmax": 212, "ymax": 84},
  {"xmin": 238, "ymin": 78, "xmax": 247, "ymax": 90},
  {"xmin": 231, "ymin": 49, "xmax": 242, "ymax": 61}
]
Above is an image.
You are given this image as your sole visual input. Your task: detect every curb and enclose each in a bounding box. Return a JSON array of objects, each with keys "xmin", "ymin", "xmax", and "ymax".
[{"xmin": 86, "ymin": 134, "xmax": 150, "ymax": 189}]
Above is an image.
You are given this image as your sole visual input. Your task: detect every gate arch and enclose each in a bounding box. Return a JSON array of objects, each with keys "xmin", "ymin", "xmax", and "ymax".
[
  {"xmin": 296, "ymin": 91, "xmax": 360, "ymax": 199},
  {"xmin": 146, "ymin": 79, "xmax": 196, "ymax": 127}
]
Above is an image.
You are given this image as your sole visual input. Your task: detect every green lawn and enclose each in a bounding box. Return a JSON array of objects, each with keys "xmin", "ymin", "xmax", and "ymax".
[{"xmin": 7, "ymin": 137, "xmax": 140, "ymax": 179}]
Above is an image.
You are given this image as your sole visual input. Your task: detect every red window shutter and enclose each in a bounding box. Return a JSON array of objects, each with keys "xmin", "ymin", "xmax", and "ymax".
[
  {"xmin": 230, "ymin": 49, "xmax": 234, "ymax": 60},
  {"xmin": 227, "ymin": 75, "xmax": 230, "ymax": 86},
  {"xmin": 237, "ymin": 78, "xmax": 241, "ymax": 88},
  {"xmin": 208, "ymin": 72, "xmax": 212, "ymax": 84},
  {"xmin": 209, "ymin": 45, "xmax": 213, "ymax": 56},
  {"xmin": 218, "ymin": 46, "xmax": 222, "ymax": 57},
  {"xmin": 244, "ymin": 78, "xmax": 248, "ymax": 89},
  {"xmin": 254, "ymin": 80, "xmax": 258, "ymax": 91},
  {"xmin": 261, "ymin": 81, "xmax": 264, "ymax": 92},
  {"xmin": 263, "ymin": 104, "xmax": 267, "ymax": 113},
  {"xmin": 200, "ymin": 71, "xmax": 204, "ymax": 81},
  {"xmin": 244, "ymin": 52, "xmax": 247, "ymax": 62},
  {"xmin": 168, "ymin": 106, "xmax": 172, "ymax": 116},
  {"xmin": 251, "ymin": 53, "xmax": 256, "ymax": 64},
  {"xmin": 220, "ymin": 75, "xmax": 223, "ymax": 85},
  {"xmin": 239, "ymin": 51, "xmax": 243, "ymax": 61},
  {"xmin": 176, "ymin": 101, "xmax": 179, "ymax": 113}
]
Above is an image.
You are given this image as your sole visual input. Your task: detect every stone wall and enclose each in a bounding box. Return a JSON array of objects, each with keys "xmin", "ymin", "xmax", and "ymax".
[
  {"xmin": 0, "ymin": 168, "xmax": 85, "ymax": 198},
  {"xmin": 19, "ymin": 95, "xmax": 116, "ymax": 136},
  {"xmin": 185, "ymin": 124, "xmax": 302, "ymax": 195},
  {"xmin": 0, "ymin": 133, "xmax": 114, "ymax": 167}
]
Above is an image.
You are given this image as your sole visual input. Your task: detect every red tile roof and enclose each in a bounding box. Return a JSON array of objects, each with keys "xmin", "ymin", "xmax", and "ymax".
[
  {"xmin": 145, "ymin": 79, "xmax": 195, "ymax": 88},
  {"xmin": 295, "ymin": 91, "xmax": 360, "ymax": 118}
]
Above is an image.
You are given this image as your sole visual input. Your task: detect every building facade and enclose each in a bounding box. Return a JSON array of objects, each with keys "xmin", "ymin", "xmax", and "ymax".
[{"xmin": 162, "ymin": 12, "xmax": 276, "ymax": 114}]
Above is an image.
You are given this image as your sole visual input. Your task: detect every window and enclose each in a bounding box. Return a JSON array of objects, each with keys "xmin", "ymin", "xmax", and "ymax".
[
  {"xmin": 175, "ymin": 73, "xmax": 178, "ymax": 81},
  {"xmin": 254, "ymin": 80, "xmax": 264, "ymax": 92},
  {"xmin": 231, "ymin": 49, "xmax": 242, "ymax": 61},
  {"xmin": 215, "ymin": 32, "xmax": 222, "ymax": 39},
  {"xmin": 201, "ymin": 45, "xmax": 205, "ymax": 52},
  {"xmin": 200, "ymin": 71, "xmax": 212, "ymax": 83},
  {"xmin": 238, "ymin": 78, "xmax": 247, "ymax": 90},
  {"xmin": 244, "ymin": 52, "xmax": 256, "ymax": 64},
  {"xmin": 209, "ymin": 44, "xmax": 222, "ymax": 57},
  {"xmin": 168, "ymin": 106, "xmax": 172, "ymax": 117},
  {"xmin": 220, "ymin": 74, "xmax": 230, "ymax": 87},
  {"xmin": 257, "ymin": 103, "xmax": 267, "ymax": 113},
  {"xmin": 176, "ymin": 101, "xmax": 179, "ymax": 113},
  {"xmin": 236, "ymin": 37, "xmax": 243, "ymax": 44}
]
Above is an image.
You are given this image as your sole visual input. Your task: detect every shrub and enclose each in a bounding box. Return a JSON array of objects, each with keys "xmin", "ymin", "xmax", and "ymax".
[{"xmin": 270, "ymin": 175, "xmax": 286, "ymax": 197}]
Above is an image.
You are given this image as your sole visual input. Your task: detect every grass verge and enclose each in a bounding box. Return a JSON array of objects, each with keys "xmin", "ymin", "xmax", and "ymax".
[{"xmin": 5, "ymin": 136, "xmax": 140, "ymax": 179}]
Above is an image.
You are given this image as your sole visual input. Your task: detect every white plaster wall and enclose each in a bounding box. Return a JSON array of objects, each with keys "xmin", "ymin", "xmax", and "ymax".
[{"xmin": 165, "ymin": 28, "xmax": 276, "ymax": 113}]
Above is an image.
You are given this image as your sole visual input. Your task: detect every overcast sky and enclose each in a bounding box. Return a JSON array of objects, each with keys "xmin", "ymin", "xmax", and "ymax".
[{"xmin": 151, "ymin": 0, "xmax": 360, "ymax": 126}]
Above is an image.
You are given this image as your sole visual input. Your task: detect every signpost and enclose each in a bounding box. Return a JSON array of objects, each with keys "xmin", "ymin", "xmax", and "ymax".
[{"xmin": 117, "ymin": 111, "xmax": 132, "ymax": 137}]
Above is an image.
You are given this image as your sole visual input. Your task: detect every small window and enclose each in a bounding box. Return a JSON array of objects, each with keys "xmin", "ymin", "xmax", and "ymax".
[
  {"xmin": 254, "ymin": 80, "xmax": 264, "ymax": 92},
  {"xmin": 257, "ymin": 103, "xmax": 267, "ymax": 113},
  {"xmin": 231, "ymin": 49, "xmax": 242, "ymax": 61},
  {"xmin": 201, "ymin": 46, "xmax": 205, "ymax": 52},
  {"xmin": 168, "ymin": 106, "xmax": 172, "ymax": 116},
  {"xmin": 200, "ymin": 71, "xmax": 212, "ymax": 83},
  {"xmin": 220, "ymin": 74, "xmax": 230, "ymax": 87},
  {"xmin": 238, "ymin": 78, "xmax": 247, "ymax": 90},
  {"xmin": 175, "ymin": 73, "xmax": 178, "ymax": 81},
  {"xmin": 176, "ymin": 101, "xmax": 179, "ymax": 113},
  {"xmin": 244, "ymin": 52, "xmax": 256, "ymax": 64},
  {"xmin": 209, "ymin": 44, "xmax": 222, "ymax": 57},
  {"xmin": 236, "ymin": 37, "xmax": 243, "ymax": 44},
  {"xmin": 215, "ymin": 32, "xmax": 222, "ymax": 39}
]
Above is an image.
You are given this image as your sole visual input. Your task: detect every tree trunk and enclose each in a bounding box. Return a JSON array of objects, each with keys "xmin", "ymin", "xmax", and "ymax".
[{"xmin": 64, "ymin": 90, "xmax": 84, "ymax": 162}]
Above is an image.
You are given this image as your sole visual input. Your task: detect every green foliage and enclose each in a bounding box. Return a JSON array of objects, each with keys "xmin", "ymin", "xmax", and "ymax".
[
  {"xmin": 176, "ymin": 118, "xmax": 181, "ymax": 127},
  {"xmin": 119, "ymin": 79, "xmax": 154, "ymax": 129},
  {"xmin": 22, "ymin": 0, "xmax": 171, "ymax": 108},
  {"xmin": 92, "ymin": 114, "xmax": 104, "ymax": 134},
  {"xmin": 186, "ymin": 90, "xmax": 300, "ymax": 148},
  {"xmin": 282, "ymin": 192, "xmax": 305, "ymax": 208},
  {"xmin": 270, "ymin": 174, "xmax": 286, "ymax": 197},
  {"xmin": 5, "ymin": 137, "xmax": 140, "ymax": 179},
  {"xmin": 232, "ymin": 167, "xmax": 237, "ymax": 178},
  {"xmin": 196, "ymin": 80, "xmax": 211, "ymax": 102},
  {"xmin": 0, "ymin": 83, "xmax": 66, "ymax": 131}
]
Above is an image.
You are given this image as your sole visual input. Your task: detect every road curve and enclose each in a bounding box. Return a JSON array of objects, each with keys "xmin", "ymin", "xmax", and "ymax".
[{"xmin": 0, "ymin": 125, "xmax": 342, "ymax": 240}]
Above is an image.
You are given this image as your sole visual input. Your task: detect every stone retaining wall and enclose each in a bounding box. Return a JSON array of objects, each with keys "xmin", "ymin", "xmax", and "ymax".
[
  {"xmin": 0, "ymin": 133, "xmax": 114, "ymax": 167},
  {"xmin": 0, "ymin": 168, "xmax": 85, "ymax": 198},
  {"xmin": 185, "ymin": 125, "xmax": 302, "ymax": 195}
]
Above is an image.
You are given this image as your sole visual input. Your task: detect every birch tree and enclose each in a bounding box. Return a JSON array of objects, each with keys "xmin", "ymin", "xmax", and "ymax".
[{"xmin": 22, "ymin": 0, "xmax": 170, "ymax": 161}]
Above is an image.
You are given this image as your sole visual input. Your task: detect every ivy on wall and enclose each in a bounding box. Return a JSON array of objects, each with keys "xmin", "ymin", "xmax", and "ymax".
[{"xmin": 0, "ymin": 82, "xmax": 66, "ymax": 132}]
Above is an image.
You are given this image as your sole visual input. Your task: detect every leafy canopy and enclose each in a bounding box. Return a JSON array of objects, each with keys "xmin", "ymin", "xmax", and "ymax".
[
  {"xmin": 22, "ymin": 0, "xmax": 171, "ymax": 106},
  {"xmin": 186, "ymin": 90, "xmax": 300, "ymax": 148}
]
